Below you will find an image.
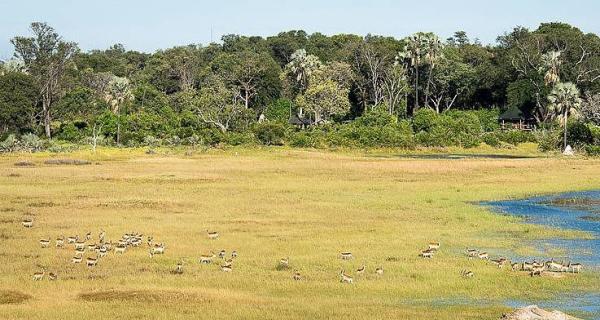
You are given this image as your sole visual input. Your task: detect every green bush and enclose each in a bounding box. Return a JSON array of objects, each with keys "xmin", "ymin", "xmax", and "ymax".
[
  {"xmin": 566, "ymin": 121, "xmax": 593, "ymax": 148},
  {"xmin": 224, "ymin": 132, "xmax": 256, "ymax": 146},
  {"xmin": 412, "ymin": 108, "xmax": 439, "ymax": 132},
  {"xmin": 0, "ymin": 134, "xmax": 19, "ymax": 152},
  {"xmin": 264, "ymin": 99, "xmax": 293, "ymax": 124},
  {"xmin": 20, "ymin": 133, "xmax": 45, "ymax": 152},
  {"xmin": 585, "ymin": 145, "xmax": 600, "ymax": 156},
  {"xmin": 535, "ymin": 130, "xmax": 560, "ymax": 152},
  {"xmin": 482, "ymin": 132, "xmax": 501, "ymax": 147},
  {"xmin": 495, "ymin": 130, "xmax": 536, "ymax": 146},
  {"xmin": 253, "ymin": 122, "xmax": 286, "ymax": 146},
  {"xmin": 589, "ymin": 124, "xmax": 600, "ymax": 145}
]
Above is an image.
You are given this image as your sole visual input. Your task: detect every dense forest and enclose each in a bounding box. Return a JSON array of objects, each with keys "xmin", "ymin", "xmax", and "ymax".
[{"xmin": 1, "ymin": 22, "xmax": 599, "ymax": 153}]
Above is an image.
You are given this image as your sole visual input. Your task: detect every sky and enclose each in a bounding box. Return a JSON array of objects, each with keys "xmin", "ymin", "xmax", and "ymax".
[{"xmin": 1, "ymin": 0, "xmax": 599, "ymax": 59}]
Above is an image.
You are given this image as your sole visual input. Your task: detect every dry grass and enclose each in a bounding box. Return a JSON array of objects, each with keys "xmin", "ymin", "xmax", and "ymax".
[{"xmin": 0, "ymin": 147, "xmax": 598, "ymax": 319}]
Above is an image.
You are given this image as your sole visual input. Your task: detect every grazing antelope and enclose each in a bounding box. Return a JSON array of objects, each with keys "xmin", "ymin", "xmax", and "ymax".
[
  {"xmin": 32, "ymin": 270, "xmax": 45, "ymax": 281},
  {"xmin": 356, "ymin": 265, "xmax": 365, "ymax": 275},
  {"xmin": 530, "ymin": 265, "xmax": 545, "ymax": 277},
  {"xmin": 71, "ymin": 256, "xmax": 83, "ymax": 264},
  {"xmin": 546, "ymin": 260, "xmax": 563, "ymax": 272},
  {"xmin": 207, "ymin": 230, "xmax": 219, "ymax": 240},
  {"xmin": 293, "ymin": 270, "xmax": 301, "ymax": 281},
  {"xmin": 114, "ymin": 244, "xmax": 127, "ymax": 254},
  {"xmin": 218, "ymin": 250, "xmax": 226, "ymax": 259},
  {"xmin": 279, "ymin": 257, "xmax": 290, "ymax": 268},
  {"xmin": 86, "ymin": 257, "xmax": 98, "ymax": 267},
  {"xmin": 200, "ymin": 253, "xmax": 216, "ymax": 264},
  {"xmin": 340, "ymin": 252, "xmax": 353, "ymax": 260},
  {"xmin": 48, "ymin": 272, "xmax": 57, "ymax": 281},
  {"xmin": 22, "ymin": 219, "xmax": 33, "ymax": 228},
  {"xmin": 99, "ymin": 230, "xmax": 106, "ymax": 243},
  {"xmin": 490, "ymin": 258, "xmax": 507, "ymax": 269},
  {"xmin": 511, "ymin": 262, "xmax": 521, "ymax": 271},
  {"xmin": 55, "ymin": 236, "xmax": 65, "ymax": 248},
  {"xmin": 74, "ymin": 241, "xmax": 86, "ymax": 250},
  {"xmin": 522, "ymin": 262, "xmax": 534, "ymax": 271},
  {"xmin": 375, "ymin": 267, "xmax": 384, "ymax": 275},
  {"xmin": 568, "ymin": 262, "xmax": 582, "ymax": 274},
  {"xmin": 98, "ymin": 246, "xmax": 108, "ymax": 258},
  {"xmin": 67, "ymin": 236, "xmax": 78, "ymax": 244},
  {"xmin": 231, "ymin": 251, "xmax": 238, "ymax": 258},
  {"xmin": 85, "ymin": 232, "xmax": 92, "ymax": 241},
  {"xmin": 428, "ymin": 242, "xmax": 440, "ymax": 251},
  {"xmin": 221, "ymin": 264, "xmax": 233, "ymax": 272},
  {"xmin": 460, "ymin": 269, "xmax": 474, "ymax": 278},
  {"xmin": 150, "ymin": 243, "xmax": 165, "ymax": 256},
  {"xmin": 147, "ymin": 236, "xmax": 153, "ymax": 247},
  {"xmin": 477, "ymin": 252, "xmax": 489, "ymax": 260},
  {"xmin": 340, "ymin": 270, "xmax": 353, "ymax": 284},
  {"xmin": 420, "ymin": 249, "xmax": 435, "ymax": 258},
  {"xmin": 39, "ymin": 238, "xmax": 51, "ymax": 248},
  {"xmin": 466, "ymin": 248, "xmax": 479, "ymax": 258},
  {"xmin": 173, "ymin": 262, "xmax": 183, "ymax": 275}
]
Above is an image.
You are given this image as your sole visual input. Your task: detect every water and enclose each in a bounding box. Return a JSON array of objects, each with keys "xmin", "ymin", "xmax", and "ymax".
[{"xmin": 483, "ymin": 190, "xmax": 600, "ymax": 319}]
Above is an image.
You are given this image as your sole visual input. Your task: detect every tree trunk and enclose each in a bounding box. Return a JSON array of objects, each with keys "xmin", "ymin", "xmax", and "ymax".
[
  {"xmin": 414, "ymin": 65, "xmax": 420, "ymax": 111},
  {"xmin": 42, "ymin": 99, "xmax": 52, "ymax": 139},
  {"xmin": 563, "ymin": 110, "xmax": 568, "ymax": 150}
]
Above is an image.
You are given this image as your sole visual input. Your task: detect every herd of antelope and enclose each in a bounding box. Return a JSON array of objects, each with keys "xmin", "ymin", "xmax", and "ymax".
[{"xmin": 23, "ymin": 218, "xmax": 584, "ymax": 283}]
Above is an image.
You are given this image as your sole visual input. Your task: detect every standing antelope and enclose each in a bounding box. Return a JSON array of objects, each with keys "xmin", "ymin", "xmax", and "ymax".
[
  {"xmin": 568, "ymin": 262, "xmax": 582, "ymax": 273},
  {"xmin": 221, "ymin": 264, "xmax": 232, "ymax": 272},
  {"xmin": 218, "ymin": 250, "xmax": 226, "ymax": 259},
  {"xmin": 466, "ymin": 248, "xmax": 479, "ymax": 258},
  {"xmin": 420, "ymin": 249, "xmax": 434, "ymax": 258},
  {"xmin": 279, "ymin": 257, "xmax": 290, "ymax": 268},
  {"xmin": 48, "ymin": 272, "xmax": 58, "ymax": 281},
  {"xmin": 477, "ymin": 252, "xmax": 489, "ymax": 260},
  {"xmin": 340, "ymin": 270, "xmax": 353, "ymax": 284},
  {"xmin": 340, "ymin": 252, "xmax": 353, "ymax": 260},
  {"xmin": 293, "ymin": 270, "xmax": 301, "ymax": 281},
  {"xmin": 85, "ymin": 232, "xmax": 92, "ymax": 241},
  {"xmin": 375, "ymin": 267, "xmax": 384, "ymax": 275},
  {"xmin": 150, "ymin": 243, "xmax": 165, "ymax": 256},
  {"xmin": 74, "ymin": 241, "xmax": 86, "ymax": 250},
  {"xmin": 356, "ymin": 265, "xmax": 365, "ymax": 275},
  {"xmin": 428, "ymin": 242, "xmax": 440, "ymax": 251},
  {"xmin": 231, "ymin": 251, "xmax": 238, "ymax": 258},
  {"xmin": 200, "ymin": 253, "xmax": 216, "ymax": 264},
  {"xmin": 67, "ymin": 236, "xmax": 78, "ymax": 244},
  {"xmin": 71, "ymin": 256, "xmax": 83, "ymax": 264},
  {"xmin": 55, "ymin": 236, "xmax": 65, "ymax": 248},
  {"xmin": 460, "ymin": 270, "xmax": 474, "ymax": 278},
  {"xmin": 39, "ymin": 238, "xmax": 50, "ymax": 248},
  {"xmin": 32, "ymin": 270, "xmax": 45, "ymax": 281},
  {"xmin": 511, "ymin": 262, "xmax": 520, "ymax": 271},
  {"xmin": 207, "ymin": 230, "xmax": 219, "ymax": 240},
  {"xmin": 86, "ymin": 257, "xmax": 98, "ymax": 267},
  {"xmin": 114, "ymin": 244, "xmax": 127, "ymax": 254},
  {"xmin": 173, "ymin": 262, "xmax": 183, "ymax": 274},
  {"xmin": 22, "ymin": 219, "xmax": 34, "ymax": 228},
  {"xmin": 99, "ymin": 230, "xmax": 106, "ymax": 243},
  {"xmin": 530, "ymin": 265, "xmax": 545, "ymax": 277}
]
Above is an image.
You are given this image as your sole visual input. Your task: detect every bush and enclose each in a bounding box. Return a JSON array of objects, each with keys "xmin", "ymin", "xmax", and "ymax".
[
  {"xmin": 535, "ymin": 130, "xmax": 560, "ymax": 152},
  {"xmin": 20, "ymin": 133, "xmax": 45, "ymax": 152},
  {"xmin": 253, "ymin": 123, "xmax": 286, "ymax": 146},
  {"xmin": 589, "ymin": 124, "xmax": 600, "ymax": 145},
  {"xmin": 264, "ymin": 99, "xmax": 293, "ymax": 124},
  {"xmin": 223, "ymin": 132, "xmax": 256, "ymax": 146},
  {"xmin": 566, "ymin": 121, "xmax": 593, "ymax": 148},
  {"xmin": 495, "ymin": 130, "xmax": 536, "ymax": 146},
  {"xmin": 412, "ymin": 108, "xmax": 439, "ymax": 132},
  {"xmin": 0, "ymin": 134, "xmax": 20, "ymax": 152},
  {"xmin": 482, "ymin": 133, "xmax": 501, "ymax": 148},
  {"xmin": 585, "ymin": 145, "xmax": 600, "ymax": 156}
]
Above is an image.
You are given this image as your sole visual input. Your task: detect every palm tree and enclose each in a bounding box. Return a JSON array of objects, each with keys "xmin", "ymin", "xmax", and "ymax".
[{"xmin": 547, "ymin": 82, "xmax": 582, "ymax": 150}]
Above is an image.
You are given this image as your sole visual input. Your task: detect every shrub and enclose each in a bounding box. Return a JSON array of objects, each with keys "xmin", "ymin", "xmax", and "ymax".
[
  {"xmin": 589, "ymin": 124, "xmax": 600, "ymax": 145},
  {"xmin": 482, "ymin": 133, "xmax": 501, "ymax": 148},
  {"xmin": 0, "ymin": 134, "xmax": 19, "ymax": 152},
  {"xmin": 20, "ymin": 133, "xmax": 45, "ymax": 152},
  {"xmin": 224, "ymin": 132, "xmax": 256, "ymax": 146},
  {"xmin": 253, "ymin": 123, "xmax": 286, "ymax": 146},
  {"xmin": 495, "ymin": 130, "xmax": 536, "ymax": 146},
  {"xmin": 535, "ymin": 130, "xmax": 560, "ymax": 152},
  {"xmin": 142, "ymin": 135, "xmax": 161, "ymax": 147},
  {"xmin": 585, "ymin": 145, "xmax": 600, "ymax": 156},
  {"xmin": 264, "ymin": 99, "xmax": 293, "ymax": 124},
  {"xmin": 412, "ymin": 108, "xmax": 439, "ymax": 132},
  {"xmin": 566, "ymin": 121, "xmax": 593, "ymax": 148}
]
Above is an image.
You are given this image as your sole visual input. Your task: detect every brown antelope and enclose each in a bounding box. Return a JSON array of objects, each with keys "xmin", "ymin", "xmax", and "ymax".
[
  {"xmin": 200, "ymin": 253, "xmax": 216, "ymax": 264},
  {"xmin": 39, "ymin": 238, "xmax": 51, "ymax": 248},
  {"xmin": 173, "ymin": 262, "xmax": 183, "ymax": 274},
  {"xmin": 221, "ymin": 264, "xmax": 233, "ymax": 272},
  {"xmin": 99, "ymin": 230, "xmax": 106, "ymax": 243},
  {"xmin": 546, "ymin": 260, "xmax": 563, "ymax": 272},
  {"xmin": 22, "ymin": 219, "xmax": 33, "ymax": 228},
  {"xmin": 114, "ymin": 244, "xmax": 127, "ymax": 254},
  {"xmin": 85, "ymin": 232, "xmax": 92, "ymax": 241},
  {"xmin": 375, "ymin": 267, "xmax": 384, "ymax": 275},
  {"xmin": 207, "ymin": 230, "xmax": 219, "ymax": 240},
  {"xmin": 568, "ymin": 262, "xmax": 582, "ymax": 273},
  {"xmin": 48, "ymin": 272, "xmax": 57, "ymax": 281},
  {"xmin": 67, "ymin": 236, "xmax": 78, "ymax": 244},
  {"xmin": 522, "ymin": 262, "xmax": 534, "ymax": 272},
  {"xmin": 420, "ymin": 249, "xmax": 435, "ymax": 258},
  {"xmin": 87, "ymin": 244, "xmax": 97, "ymax": 252},
  {"xmin": 71, "ymin": 256, "xmax": 83, "ymax": 264},
  {"xmin": 218, "ymin": 250, "xmax": 226, "ymax": 259},
  {"xmin": 98, "ymin": 247, "xmax": 108, "ymax": 258},
  {"xmin": 32, "ymin": 270, "xmax": 45, "ymax": 281},
  {"xmin": 74, "ymin": 241, "xmax": 86, "ymax": 250},
  {"xmin": 279, "ymin": 257, "xmax": 290, "ymax": 268},
  {"xmin": 75, "ymin": 247, "xmax": 85, "ymax": 256},
  {"xmin": 530, "ymin": 265, "xmax": 545, "ymax": 277},
  {"xmin": 428, "ymin": 242, "xmax": 440, "ymax": 251},
  {"xmin": 86, "ymin": 257, "xmax": 98, "ymax": 267},
  {"xmin": 231, "ymin": 250, "xmax": 238, "ymax": 258},
  {"xmin": 356, "ymin": 265, "xmax": 365, "ymax": 275},
  {"xmin": 511, "ymin": 262, "xmax": 520, "ymax": 271},
  {"xmin": 490, "ymin": 258, "xmax": 507, "ymax": 268},
  {"xmin": 55, "ymin": 236, "xmax": 65, "ymax": 248},
  {"xmin": 477, "ymin": 252, "xmax": 489, "ymax": 260},
  {"xmin": 340, "ymin": 252, "xmax": 353, "ymax": 260},
  {"xmin": 293, "ymin": 270, "xmax": 301, "ymax": 281},
  {"xmin": 460, "ymin": 269, "xmax": 474, "ymax": 278},
  {"xmin": 466, "ymin": 248, "xmax": 479, "ymax": 258},
  {"xmin": 150, "ymin": 243, "xmax": 165, "ymax": 256},
  {"xmin": 340, "ymin": 270, "xmax": 353, "ymax": 284}
]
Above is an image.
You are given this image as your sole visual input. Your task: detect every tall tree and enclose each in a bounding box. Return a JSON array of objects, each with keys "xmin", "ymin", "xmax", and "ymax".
[
  {"xmin": 11, "ymin": 22, "xmax": 78, "ymax": 138},
  {"xmin": 547, "ymin": 82, "xmax": 582, "ymax": 150}
]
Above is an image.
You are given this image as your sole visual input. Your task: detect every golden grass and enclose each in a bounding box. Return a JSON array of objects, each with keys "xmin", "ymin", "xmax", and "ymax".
[{"xmin": 0, "ymin": 147, "xmax": 598, "ymax": 319}]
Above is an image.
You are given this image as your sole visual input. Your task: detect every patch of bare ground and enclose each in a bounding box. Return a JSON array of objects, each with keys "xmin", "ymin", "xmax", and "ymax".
[
  {"xmin": 44, "ymin": 159, "xmax": 91, "ymax": 165},
  {"xmin": 0, "ymin": 290, "xmax": 32, "ymax": 304}
]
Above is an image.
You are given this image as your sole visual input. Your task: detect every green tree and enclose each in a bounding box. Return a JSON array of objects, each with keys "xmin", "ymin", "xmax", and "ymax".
[
  {"xmin": 0, "ymin": 72, "xmax": 38, "ymax": 134},
  {"xmin": 547, "ymin": 82, "xmax": 582, "ymax": 150},
  {"xmin": 195, "ymin": 75, "xmax": 243, "ymax": 132},
  {"xmin": 11, "ymin": 22, "xmax": 78, "ymax": 138},
  {"xmin": 295, "ymin": 71, "xmax": 350, "ymax": 124}
]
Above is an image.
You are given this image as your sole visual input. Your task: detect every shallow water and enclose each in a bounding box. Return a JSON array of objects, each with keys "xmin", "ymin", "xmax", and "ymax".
[{"xmin": 482, "ymin": 190, "xmax": 600, "ymax": 319}]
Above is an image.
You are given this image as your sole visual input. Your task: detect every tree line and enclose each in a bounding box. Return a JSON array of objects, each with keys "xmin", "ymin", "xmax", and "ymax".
[{"xmin": 0, "ymin": 22, "xmax": 599, "ymax": 152}]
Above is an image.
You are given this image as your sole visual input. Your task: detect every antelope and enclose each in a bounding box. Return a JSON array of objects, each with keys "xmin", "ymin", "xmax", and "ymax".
[
  {"xmin": 340, "ymin": 270, "xmax": 353, "ymax": 284},
  {"xmin": 87, "ymin": 244, "xmax": 97, "ymax": 252},
  {"xmin": 150, "ymin": 243, "xmax": 165, "ymax": 256},
  {"xmin": 375, "ymin": 267, "xmax": 384, "ymax": 275},
  {"xmin": 532, "ymin": 260, "xmax": 544, "ymax": 268},
  {"xmin": 420, "ymin": 249, "xmax": 435, "ymax": 258},
  {"xmin": 55, "ymin": 236, "xmax": 65, "ymax": 248},
  {"xmin": 67, "ymin": 236, "xmax": 78, "ymax": 244},
  {"xmin": 224, "ymin": 258, "xmax": 234, "ymax": 265},
  {"xmin": 231, "ymin": 251, "xmax": 238, "ymax": 258},
  {"xmin": 460, "ymin": 269, "xmax": 474, "ymax": 278},
  {"xmin": 340, "ymin": 252, "xmax": 353, "ymax": 260},
  {"xmin": 32, "ymin": 270, "xmax": 45, "ymax": 281},
  {"xmin": 279, "ymin": 257, "xmax": 290, "ymax": 268},
  {"xmin": 22, "ymin": 219, "xmax": 33, "ymax": 228},
  {"xmin": 39, "ymin": 238, "xmax": 51, "ymax": 248},
  {"xmin": 546, "ymin": 260, "xmax": 563, "ymax": 272},
  {"xmin": 75, "ymin": 247, "xmax": 85, "ymax": 256},
  {"xmin": 428, "ymin": 242, "xmax": 440, "ymax": 251},
  {"xmin": 490, "ymin": 258, "xmax": 507, "ymax": 268},
  {"xmin": 86, "ymin": 257, "xmax": 98, "ymax": 267},
  {"xmin": 568, "ymin": 262, "xmax": 582, "ymax": 273},
  {"xmin": 221, "ymin": 264, "xmax": 233, "ymax": 272},
  {"xmin": 147, "ymin": 236, "xmax": 153, "ymax": 247},
  {"xmin": 522, "ymin": 262, "xmax": 534, "ymax": 271},
  {"xmin": 560, "ymin": 263, "xmax": 570, "ymax": 273},
  {"xmin": 293, "ymin": 270, "xmax": 301, "ymax": 281},
  {"xmin": 466, "ymin": 248, "xmax": 479, "ymax": 258},
  {"xmin": 356, "ymin": 265, "xmax": 365, "ymax": 275},
  {"xmin": 98, "ymin": 246, "xmax": 108, "ymax": 258},
  {"xmin": 74, "ymin": 241, "xmax": 86, "ymax": 250},
  {"xmin": 200, "ymin": 253, "xmax": 216, "ymax": 264},
  {"xmin": 114, "ymin": 244, "xmax": 127, "ymax": 254},
  {"xmin": 71, "ymin": 256, "xmax": 83, "ymax": 264},
  {"xmin": 511, "ymin": 262, "xmax": 521, "ymax": 271},
  {"xmin": 48, "ymin": 272, "xmax": 57, "ymax": 281},
  {"xmin": 99, "ymin": 230, "xmax": 106, "ymax": 243},
  {"xmin": 85, "ymin": 232, "xmax": 92, "ymax": 241},
  {"xmin": 218, "ymin": 250, "xmax": 226, "ymax": 259},
  {"xmin": 173, "ymin": 262, "xmax": 183, "ymax": 274},
  {"xmin": 477, "ymin": 252, "xmax": 489, "ymax": 260},
  {"xmin": 530, "ymin": 265, "xmax": 545, "ymax": 277},
  {"xmin": 207, "ymin": 230, "xmax": 219, "ymax": 240}
]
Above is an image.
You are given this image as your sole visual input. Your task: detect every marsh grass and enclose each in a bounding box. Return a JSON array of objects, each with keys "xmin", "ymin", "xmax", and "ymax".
[{"xmin": 0, "ymin": 147, "xmax": 598, "ymax": 319}]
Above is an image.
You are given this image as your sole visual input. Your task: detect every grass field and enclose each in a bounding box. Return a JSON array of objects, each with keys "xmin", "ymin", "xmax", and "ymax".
[{"xmin": 0, "ymin": 147, "xmax": 599, "ymax": 319}]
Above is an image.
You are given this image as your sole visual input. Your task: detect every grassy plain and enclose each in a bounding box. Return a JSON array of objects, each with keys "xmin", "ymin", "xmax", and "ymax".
[{"xmin": 0, "ymin": 146, "xmax": 598, "ymax": 319}]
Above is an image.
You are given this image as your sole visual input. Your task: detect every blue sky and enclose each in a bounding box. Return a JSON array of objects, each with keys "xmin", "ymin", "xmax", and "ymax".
[{"xmin": 1, "ymin": 0, "xmax": 599, "ymax": 59}]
